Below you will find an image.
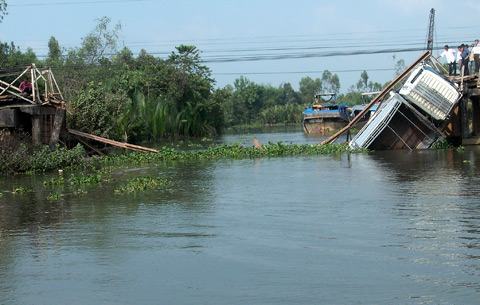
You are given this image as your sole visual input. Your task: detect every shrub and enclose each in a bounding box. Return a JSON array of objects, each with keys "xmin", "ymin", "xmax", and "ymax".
[{"xmin": 0, "ymin": 143, "xmax": 86, "ymax": 174}]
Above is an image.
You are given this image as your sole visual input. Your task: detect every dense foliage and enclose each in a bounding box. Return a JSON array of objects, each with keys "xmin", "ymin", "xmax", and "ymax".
[
  {"xmin": 0, "ymin": 0, "xmax": 6, "ymax": 22},
  {"xmin": 0, "ymin": 17, "xmax": 385, "ymax": 141},
  {"xmin": 0, "ymin": 143, "xmax": 85, "ymax": 174}
]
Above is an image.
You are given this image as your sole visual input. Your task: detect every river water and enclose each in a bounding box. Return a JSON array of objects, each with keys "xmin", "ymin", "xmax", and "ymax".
[{"xmin": 1, "ymin": 130, "xmax": 480, "ymax": 305}]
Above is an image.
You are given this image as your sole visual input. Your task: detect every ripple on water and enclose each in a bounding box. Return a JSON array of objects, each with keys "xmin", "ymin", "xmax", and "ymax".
[{"xmin": 0, "ymin": 144, "xmax": 480, "ymax": 304}]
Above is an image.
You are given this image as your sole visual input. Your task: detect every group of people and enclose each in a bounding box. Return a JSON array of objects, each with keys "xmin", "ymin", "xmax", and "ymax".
[{"xmin": 440, "ymin": 40, "xmax": 480, "ymax": 76}]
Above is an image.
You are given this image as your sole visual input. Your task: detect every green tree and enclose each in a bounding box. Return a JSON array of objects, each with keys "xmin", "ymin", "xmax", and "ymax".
[
  {"xmin": 299, "ymin": 76, "xmax": 322, "ymax": 104},
  {"xmin": 165, "ymin": 45, "xmax": 222, "ymax": 136},
  {"xmin": 113, "ymin": 47, "xmax": 135, "ymax": 67},
  {"xmin": 0, "ymin": 42, "xmax": 37, "ymax": 68},
  {"xmin": 231, "ymin": 77, "xmax": 263, "ymax": 124},
  {"xmin": 0, "ymin": 1, "xmax": 7, "ymax": 22},
  {"xmin": 321, "ymin": 70, "xmax": 340, "ymax": 94},
  {"xmin": 46, "ymin": 36, "xmax": 62, "ymax": 66},
  {"xmin": 215, "ymin": 85, "xmax": 235, "ymax": 126},
  {"xmin": 69, "ymin": 82, "xmax": 130, "ymax": 139},
  {"xmin": 277, "ymin": 82, "xmax": 301, "ymax": 105},
  {"xmin": 392, "ymin": 55, "xmax": 406, "ymax": 76},
  {"xmin": 355, "ymin": 70, "xmax": 382, "ymax": 93},
  {"xmin": 337, "ymin": 91, "xmax": 364, "ymax": 106},
  {"xmin": 260, "ymin": 85, "xmax": 280, "ymax": 109},
  {"xmin": 166, "ymin": 45, "xmax": 212, "ymax": 105},
  {"xmin": 356, "ymin": 70, "xmax": 369, "ymax": 91},
  {"xmin": 78, "ymin": 16, "xmax": 121, "ymax": 65}
]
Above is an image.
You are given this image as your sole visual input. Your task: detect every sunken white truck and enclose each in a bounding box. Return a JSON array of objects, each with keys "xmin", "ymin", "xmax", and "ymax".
[{"xmin": 349, "ymin": 65, "xmax": 462, "ymax": 150}]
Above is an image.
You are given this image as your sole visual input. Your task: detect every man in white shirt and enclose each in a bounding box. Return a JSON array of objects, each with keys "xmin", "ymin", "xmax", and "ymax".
[
  {"xmin": 440, "ymin": 45, "xmax": 457, "ymax": 75},
  {"xmin": 472, "ymin": 39, "xmax": 480, "ymax": 74}
]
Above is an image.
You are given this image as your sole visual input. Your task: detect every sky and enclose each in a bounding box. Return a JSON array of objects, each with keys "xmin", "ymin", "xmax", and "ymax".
[{"xmin": 1, "ymin": 0, "xmax": 479, "ymax": 92}]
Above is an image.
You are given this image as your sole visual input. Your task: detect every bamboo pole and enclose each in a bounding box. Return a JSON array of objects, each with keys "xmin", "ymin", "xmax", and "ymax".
[
  {"xmin": 0, "ymin": 79, "xmax": 21, "ymax": 92},
  {"xmin": 48, "ymin": 69, "xmax": 54, "ymax": 96},
  {"xmin": 459, "ymin": 65, "xmax": 465, "ymax": 93},
  {"xmin": 0, "ymin": 80, "xmax": 36, "ymax": 104},
  {"xmin": 68, "ymin": 129, "xmax": 159, "ymax": 153},
  {"xmin": 321, "ymin": 51, "xmax": 432, "ymax": 145},
  {"xmin": 0, "ymin": 67, "xmax": 29, "ymax": 95},
  {"xmin": 51, "ymin": 70, "xmax": 64, "ymax": 100},
  {"xmin": 31, "ymin": 67, "xmax": 36, "ymax": 103},
  {"xmin": 34, "ymin": 68, "xmax": 41, "ymax": 103},
  {"xmin": 76, "ymin": 137, "xmax": 105, "ymax": 155},
  {"xmin": 49, "ymin": 108, "xmax": 66, "ymax": 145}
]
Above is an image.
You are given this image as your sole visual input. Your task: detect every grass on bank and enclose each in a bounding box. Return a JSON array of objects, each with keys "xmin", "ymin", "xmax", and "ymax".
[
  {"xmin": 1, "ymin": 142, "xmax": 359, "ymax": 175},
  {"xmin": 98, "ymin": 142, "xmax": 357, "ymax": 168},
  {"xmin": 1, "ymin": 142, "xmax": 359, "ymax": 201}
]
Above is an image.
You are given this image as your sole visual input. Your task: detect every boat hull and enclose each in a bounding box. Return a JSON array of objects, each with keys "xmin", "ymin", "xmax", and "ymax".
[{"xmin": 303, "ymin": 118, "xmax": 347, "ymax": 135}]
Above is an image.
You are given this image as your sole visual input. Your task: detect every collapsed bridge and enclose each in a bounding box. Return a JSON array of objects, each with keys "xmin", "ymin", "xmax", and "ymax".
[
  {"xmin": 323, "ymin": 51, "xmax": 480, "ymax": 150},
  {"xmin": 0, "ymin": 64, "xmax": 157, "ymax": 153},
  {"xmin": 0, "ymin": 64, "xmax": 66, "ymax": 146}
]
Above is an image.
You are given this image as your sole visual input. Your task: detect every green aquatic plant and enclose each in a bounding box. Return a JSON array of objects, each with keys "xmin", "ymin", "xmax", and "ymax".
[
  {"xmin": 73, "ymin": 189, "xmax": 88, "ymax": 196},
  {"xmin": 68, "ymin": 172, "xmax": 105, "ymax": 186},
  {"xmin": 5, "ymin": 142, "xmax": 360, "ymax": 176},
  {"xmin": 114, "ymin": 176, "xmax": 170, "ymax": 194},
  {"xmin": 44, "ymin": 170, "xmax": 110, "ymax": 188},
  {"xmin": 47, "ymin": 192, "xmax": 62, "ymax": 201},
  {"xmin": 43, "ymin": 176, "xmax": 65, "ymax": 187},
  {"xmin": 12, "ymin": 186, "xmax": 30, "ymax": 194},
  {"xmin": 432, "ymin": 139, "xmax": 453, "ymax": 150},
  {"xmin": 100, "ymin": 143, "xmax": 357, "ymax": 169}
]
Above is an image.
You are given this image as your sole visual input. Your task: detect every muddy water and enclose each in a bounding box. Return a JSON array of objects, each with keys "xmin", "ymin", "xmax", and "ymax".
[
  {"xmin": 219, "ymin": 126, "xmax": 334, "ymax": 145},
  {"xmin": 0, "ymin": 136, "xmax": 480, "ymax": 304}
]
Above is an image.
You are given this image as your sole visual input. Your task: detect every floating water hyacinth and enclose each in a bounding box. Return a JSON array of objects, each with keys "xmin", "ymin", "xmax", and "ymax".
[{"xmin": 114, "ymin": 177, "xmax": 171, "ymax": 194}]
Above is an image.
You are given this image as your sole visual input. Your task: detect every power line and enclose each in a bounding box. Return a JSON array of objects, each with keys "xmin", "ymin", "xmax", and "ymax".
[
  {"xmin": 26, "ymin": 36, "xmax": 474, "ymax": 59},
  {"xmin": 9, "ymin": 0, "xmax": 151, "ymax": 7},
  {"xmin": 115, "ymin": 32, "xmax": 479, "ymax": 48},
  {"xmin": 0, "ymin": 64, "xmax": 395, "ymax": 77},
  {"xmin": 212, "ymin": 68, "xmax": 395, "ymax": 76},
  {"xmin": 17, "ymin": 34, "xmax": 478, "ymax": 56},
  {"xmin": 199, "ymin": 46, "xmax": 439, "ymax": 63}
]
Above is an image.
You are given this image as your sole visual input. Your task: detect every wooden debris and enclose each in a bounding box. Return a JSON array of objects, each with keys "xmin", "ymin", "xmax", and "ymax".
[
  {"xmin": 49, "ymin": 108, "xmax": 65, "ymax": 145},
  {"xmin": 253, "ymin": 137, "xmax": 262, "ymax": 149},
  {"xmin": 68, "ymin": 129, "xmax": 159, "ymax": 153}
]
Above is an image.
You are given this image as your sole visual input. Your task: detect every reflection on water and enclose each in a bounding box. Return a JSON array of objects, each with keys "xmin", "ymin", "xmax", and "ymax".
[
  {"xmin": 219, "ymin": 126, "xmax": 341, "ymax": 146},
  {"xmin": 1, "ymin": 132, "xmax": 480, "ymax": 304}
]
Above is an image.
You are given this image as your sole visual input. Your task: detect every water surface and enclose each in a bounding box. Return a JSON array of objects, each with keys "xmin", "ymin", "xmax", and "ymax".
[{"xmin": 0, "ymin": 134, "xmax": 479, "ymax": 304}]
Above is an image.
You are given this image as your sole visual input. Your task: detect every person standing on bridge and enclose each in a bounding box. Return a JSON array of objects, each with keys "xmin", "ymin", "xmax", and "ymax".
[
  {"xmin": 457, "ymin": 45, "xmax": 463, "ymax": 75},
  {"xmin": 440, "ymin": 45, "xmax": 456, "ymax": 75},
  {"xmin": 472, "ymin": 39, "xmax": 480, "ymax": 74},
  {"xmin": 459, "ymin": 44, "xmax": 470, "ymax": 76}
]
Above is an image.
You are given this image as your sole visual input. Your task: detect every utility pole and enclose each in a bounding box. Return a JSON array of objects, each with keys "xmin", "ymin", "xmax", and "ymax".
[{"xmin": 427, "ymin": 8, "xmax": 435, "ymax": 52}]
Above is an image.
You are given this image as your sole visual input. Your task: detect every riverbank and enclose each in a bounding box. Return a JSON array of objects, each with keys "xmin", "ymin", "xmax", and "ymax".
[
  {"xmin": 0, "ymin": 142, "xmax": 361, "ymax": 201},
  {"xmin": 3, "ymin": 142, "xmax": 356, "ymax": 174}
]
